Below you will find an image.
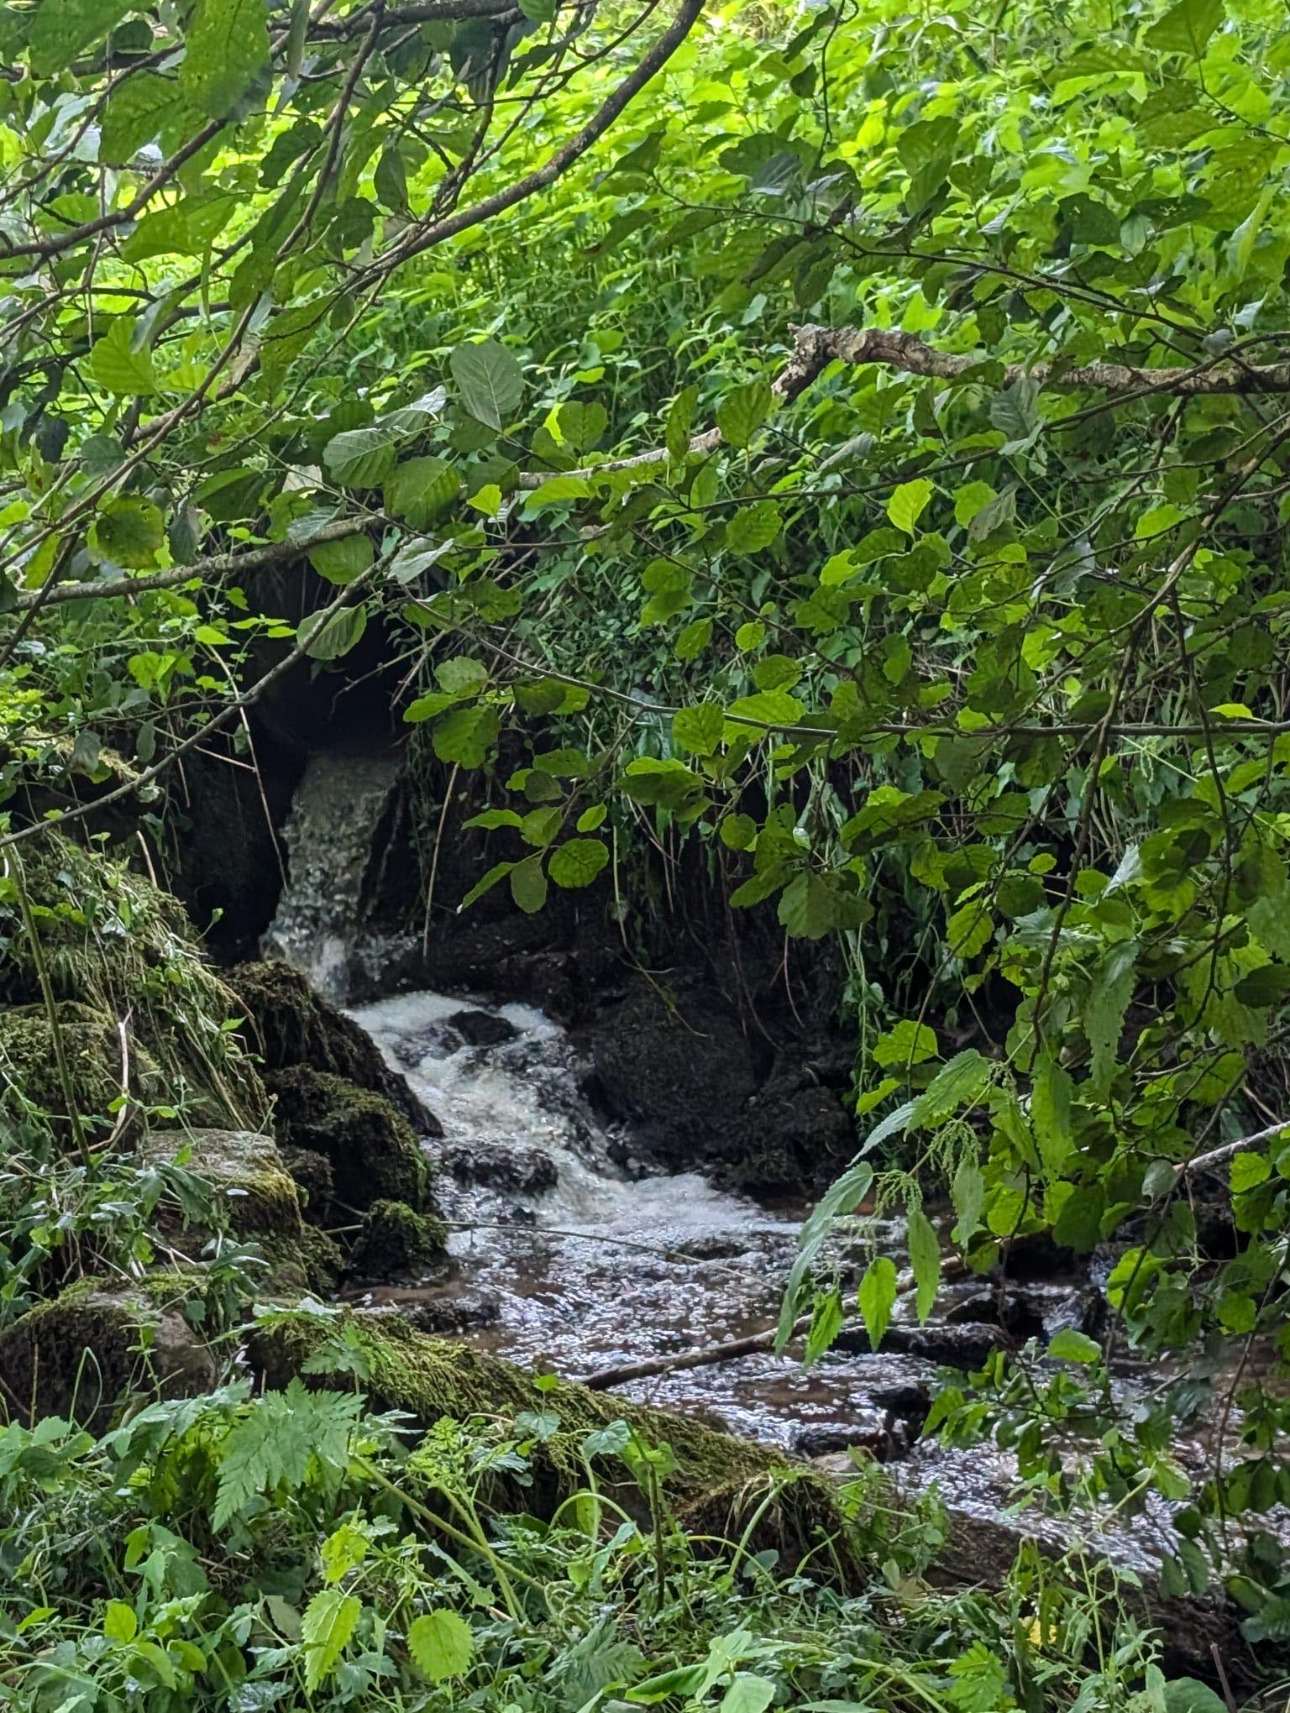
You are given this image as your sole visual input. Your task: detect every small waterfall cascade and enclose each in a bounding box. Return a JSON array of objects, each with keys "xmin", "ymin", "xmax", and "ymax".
[{"xmin": 262, "ymin": 750, "xmax": 401, "ymax": 1000}]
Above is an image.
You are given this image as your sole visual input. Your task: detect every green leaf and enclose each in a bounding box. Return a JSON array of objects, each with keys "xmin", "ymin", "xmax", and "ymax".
[
  {"xmin": 407, "ymin": 1609, "xmax": 474, "ymax": 1683},
  {"xmin": 717, "ymin": 378, "xmax": 773, "ymax": 449},
  {"xmin": 873, "ymin": 1019, "xmax": 939, "ymax": 1069},
  {"xmin": 103, "ymin": 1601, "xmax": 137, "ymax": 1643},
  {"xmin": 436, "ymin": 655, "xmax": 488, "ymax": 695},
  {"xmin": 912, "ymin": 1050, "xmax": 992, "ymax": 1126},
  {"xmin": 300, "ymin": 605, "xmax": 368, "ymax": 661},
  {"xmin": 301, "ymin": 1589, "xmax": 361, "ymax": 1693},
  {"xmin": 951, "ymin": 1156, "xmax": 984, "ymax": 1242},
  {"xmin": 1048, "ymin": 1329, "xmax": 1101, "ymax": 1363},
  {"xmin": 1145, "ymin": 0, "xmax": 1225, "ymax": 57},
  {"xmin": 450, "ymin": 339, "xmax": 524, "ymax": 429},
  {"xmin": 726, "ymin": 500, "xmax": 781, "ymax": 554},
  {"xmin": 90, "ymin": 319, "xmax": 156, "ymax": 396},
  {"xmin": 309, "ymin": 534, "xmax": 373, "ymax": 585},
  {"xmin": 88, "ymin": 498, "xmax": 164, "ymax": 569},
  {"xmin": 858, "ymin": 1256, "xmax": 898, "ymax": 1350},
  {"xmin": 778, "ymin": 872, "xmax": 837, "ymax": 940},
  {"xmin": 666, "ymin": 385, "xmax": 698, "ymax": 461},
  {"xmin": 180, "ymin": 0, "xmax": 270, "ymax": 117},
  {"xmin": 1031, "ymin": 1053, "xmax": 1074, "ymax": 1179},
  {"xmin": 433, "ymin": 705, "xmax": 499, "ymax": 767},
  {"xmin": 1086, "ymin": 941, "xmax": 1137, "ymax": 1098},
  {"xmin": 31, "ymin": 0, "xmax": 133, "ymax": 75},
  {"xmin": 906, "ymin": 1205, "xmax": 940, "ymax": 1323},
  {"xmin": 673, "ymin": 702, "xmax": 724, "ymax": 756},
  {"xmin": 887, "ymin": 478, "xmax": 934, "ymax": 534},
  {"xmin": 720, "ymin": 1674, "xmax": 776, "ymax": 1713},
  {"xmin": 99, "ymin": 74, "xmax": 188, "ymax": 165},
  {"xmin": 548, "ymin": 838, "xmax": 609, "ymax": 889},
  {"xmin": 510, "ymin": 853, "xmax": 548, "ymax": 914},
  {"xmin": 385, "ymin": 456, "xmax": 460, "ymax": 527}
]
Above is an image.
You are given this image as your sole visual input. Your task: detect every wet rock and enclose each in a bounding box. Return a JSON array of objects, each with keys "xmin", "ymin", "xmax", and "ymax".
[
  {"xmin": 792, "ymin": 1412, "xmax": 907, "ymax": 1460},
  {"xmin": 281, "ymin": 1144, "xmax": 335, "ymax": 1214},
  {"xmin": 447, "ymin": 1008, "xmax": 519, "ymax": 1048},
  {"xmin": 267, "ymin": 1065, "xmax": 434, "ymax": 1214},
  {"xmin": 0, "ymin": 1002, "xmax": 149, "ymax": 1146},
  {"xmin": 834, "ymin": 1320, "xmax": 1009, "ymax": 1369},
  {"xmin": 946, "ymin": 1290, "xmax": 1046, "ymax": 1339},
  {"xmin": 0, "ymin": 1277, "xmax": 218, "ymax": 1431},
  {"xmin": 578, "ymin": 978, "xmax": 852, "ymax": 1197},
  {"xmin": 439, "ymin": 1138, "xmax": 558, "ymax": 1196},
  {"xmin": 868, "ymin": 1380, "xmax": 933, "ymax": 1426},
  {"xmin": 141, "ymin": 1127, "xmax": 323, "ymax": 1291},
  {"xmin": 228, "ymin": 960, "xmax": 437, "ymax": 1132},
  {"xmin": 349, "ymin": 1199, "xmax": 451, "ymax": 1283}
]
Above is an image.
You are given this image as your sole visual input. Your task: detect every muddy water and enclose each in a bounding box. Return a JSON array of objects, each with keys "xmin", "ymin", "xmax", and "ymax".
[{"xmin": 348, "ymin": 988, "xmax": 934, "ymax": 1451}]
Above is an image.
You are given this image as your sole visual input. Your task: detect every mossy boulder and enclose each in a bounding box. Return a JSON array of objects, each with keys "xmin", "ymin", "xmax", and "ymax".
[
  {"xmin": 266, "ymin": 1065, "xmax": 433, "ymax": 1213},
  {"xmin": 0, "ymin": 1277, "xmax": 218, "ymax": 1431},
  {"xmin": 250, "ymin": 1308, "xmax": 854, "ymax": 1576},
  {"xmin": 0, "ymin": 1002, "xmax": 162, "ymax": 1145},
  {"xmin": 227, "ymin": 960, "xmax": 436, "ymax": 1132},
  {"xmin": 350, "ymin": 1199, "xmax": 451, "ymax": 1282},
  {"xmin": 140, "ymin": 1128, "xmax": 326, "ymax": 1291}
]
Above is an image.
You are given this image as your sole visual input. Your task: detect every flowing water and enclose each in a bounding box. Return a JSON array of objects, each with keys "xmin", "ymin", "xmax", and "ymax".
[
  {"xmin": 263, "ymin": 751, "xmax": 401, "ymax": 1000},
  {"xmin": 347, "ymin": 987, "xmax": 940, "ymax": 1451},
  {"xmin": 263, "ymin": 752, "xmax": 1214, "ymax": 1591}
]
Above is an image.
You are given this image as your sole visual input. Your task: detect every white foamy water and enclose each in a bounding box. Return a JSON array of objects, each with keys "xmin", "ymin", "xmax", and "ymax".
[
  {"xmin": 345, "ymin": 988, "xmax": 915, "ymax": 1444},
  {"xmin": 263, "ymin": 751, "xmax": 401, "ymax": 999}
]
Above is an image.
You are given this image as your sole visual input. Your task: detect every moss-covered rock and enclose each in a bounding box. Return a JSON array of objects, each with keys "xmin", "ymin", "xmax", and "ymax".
[
  {"xmin": 266, "ymin": 1065, "xmax": 432, "ymax": 1212},
  {"xmin": 350, "ymin": 1199, "xmax": 451, "ymax": 1282},
  {"xmin": 250, "ymin": 1308, "xmax": 853, "ymax": 1575},
  {"xmin": 0, "ymin": 1277, "xmax": 218, "ymax": 1431},
  {"xmin": 1, "ymin": 833, "xmax": 267, "ymax": 1132},
  {"xmin": 140, "ymin": 1128, "xmax": 327, "ymax": 1291},
  {"xmin": 226, "ymin": 960, "xmax": 436, "ymax": 1131},
  {"xmin": 0, "ymin": 1002, "xmax": 135, "ymax": 1142}
]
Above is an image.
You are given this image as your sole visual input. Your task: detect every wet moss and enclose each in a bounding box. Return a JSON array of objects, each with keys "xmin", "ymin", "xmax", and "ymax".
[
  {"xmin": 0, "ymin": 1002, "xmax": 141, "ymax": 1143},
  {"xmin": 266, "ymin": 1065, "xmax": 432, "ymax": 1212},
  {"xmin": 226, "ymin": 961, "xmax": 434, "ymax": 1130},
  {"xmin": 251, "ymin": 1308, "xmax": 854, "ymax": 1576},
  {"xmin": 0, "ymin": 1277, "xmax": 218, "ymax": 1431},
  {"xmin": 141, "ymin": 1129, "xmax": 332, "ymax": 1292},
  {"xmin": 350, "ymin": 1199, "xmax": 451, "ymax": 1282}
]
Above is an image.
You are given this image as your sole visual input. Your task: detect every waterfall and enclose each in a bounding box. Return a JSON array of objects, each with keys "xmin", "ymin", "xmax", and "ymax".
[{"xmin": 262, "ymin": 750, "xmax": 401, "ymax": 1001}]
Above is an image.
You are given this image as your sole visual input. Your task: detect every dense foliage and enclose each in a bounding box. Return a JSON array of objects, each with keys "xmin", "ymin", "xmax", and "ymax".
[{"xmin": 4, "ymin": 0, "xmax": 1290, "ymax": 1700}]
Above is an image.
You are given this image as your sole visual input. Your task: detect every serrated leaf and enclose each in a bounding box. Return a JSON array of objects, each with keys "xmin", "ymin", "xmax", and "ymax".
[
  {"xmin": 778, "ymin": 872, "xmax": 837, "ymax": 940},
  {"xmin": 450, "ymin": 339, "xmax": 523, "ymax": 429},
  {"xmin": 666, "ymin": 385, "xmax": 698, "ymax": 461},
  {"xmin": 103, "ymin": 1601, "xmax": 137, "ymax": 1643},
  {"xmin": 1086, "ymin": 941, "xmax": 1137, "ymax": 1098},
  {"xmin": 858, "ymin": 1255, "xmax": 897, "ymax": 1350},
  {"xmin": 548, "ymin": 838, "xmax": 609, "ymax": 888},
  {"xmin": 1031, "ymin": 1053, "xmax": 1073, "ymax": 1179},
  {"xmin": 385, "ymin": 456, "xmax": 460, "ymax": 527},
  {"xmin": 873, "ymin": 1019, "xmax": 939, "ymax": 1069},
  {"xmin": 716, "ymin": 378, "xmax": 773, "ymax": 449},
  {"xmin": 673, "ymin": 702, "xmax": 724, "ymax": 756},
  {"xmin": 951, "ymin": 1156, "xmax": 984, "ymax": 1242},
  {"xmin": 887, "ymin": 478, "xmax": 933, "ymax": 534},
  {"xmin": 510, "ymin": 853, "xmax": 548, "ymax": 913},
  {"xmin": 726, "ymin": 500, "xmax": 781, "ymax": 554},
  {"xmin": 906, "ymin": 1205, "xmax": 940, "ymax": 1323},
  {"xmin": 301, "ymin": 1589, "xmax": 361, "ymax": 1693},
  {"xmin": 31, "ymin": 0, "xmax": 133, "ymax": 75},
  {"xmin": 433, "ymin": 704, "xmax": 499, "ymax": 767},
  {"xmin": 99, "ymin": 74, "xmax": 188, "ymax": 165},
  {"xmin": 407, "ymin": 1609, "xmax": 474, "ymax": 1683}
]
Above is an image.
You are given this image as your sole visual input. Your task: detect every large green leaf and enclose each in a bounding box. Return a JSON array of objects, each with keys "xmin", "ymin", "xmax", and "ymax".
[
  {"xmin": 181, "ymin": 0, "xmax": 271, "ymax": 117},
  {"xmin": 301, "ymin": 1590, "xmax": 360, "ymax": 1693},
  {"xmin": 450, "ymin": 339, "xmax": 524, "ymax": 430},
  {"xmin": 90, "ymin": 319, "xmax": 156, "ymax": 396},
  {"xmin": 31, "ymin": 0, "xmax": 134, "ymax": 75},
  {"xmin": 407, "ymin": 1610, "xmax": 474, "ymax": 1683}
]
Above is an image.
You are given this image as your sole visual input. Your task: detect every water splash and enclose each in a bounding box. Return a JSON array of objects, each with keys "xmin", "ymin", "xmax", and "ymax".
[{"xmin": 263, "ymin": 751, "xmax": 401, "ymax": 1000}]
